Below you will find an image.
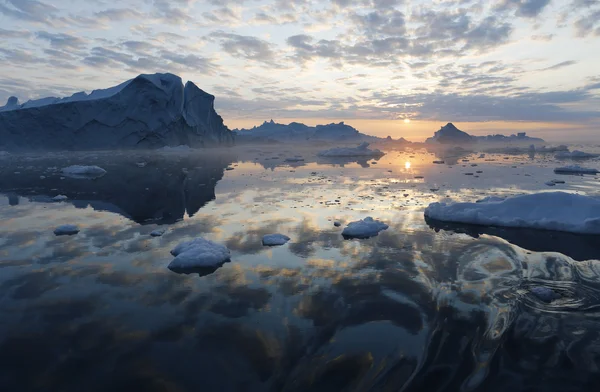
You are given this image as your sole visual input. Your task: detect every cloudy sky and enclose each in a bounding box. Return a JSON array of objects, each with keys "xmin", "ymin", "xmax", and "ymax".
[{"xmin": 1, "ymin": 0, "xmax": 599, "ymax": 141}]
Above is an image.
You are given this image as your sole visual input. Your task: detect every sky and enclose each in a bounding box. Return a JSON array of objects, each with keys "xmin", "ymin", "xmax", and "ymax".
[{"xmin": 0, "ymin": 0, "xmax": 599, "ymax": 141}]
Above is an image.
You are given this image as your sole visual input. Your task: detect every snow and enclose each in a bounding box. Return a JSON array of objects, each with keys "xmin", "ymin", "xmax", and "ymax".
[
  {"xmin": 151, "ymin": 228, "xmax": 167, "ymax": 237},
  {"xmin": 555, "ymin": 150, "xmax": 600, "ymax": 159},
  {"xmin": 54, "ymin": 224, "xmax": 80, "ymax": 236},
  {"xmin": 530, "ymin": 287, "xmax": 560, "ymax": 303},
  {"xmin": 169, "ymin": 238, "xmax": 231, "ymax": 269},
  {"xmin": 554, "ymin": 165, "xmax": 599, "ymax": 175},
  {"xmin": 52, "ymin": 195, "xmax": 68, "ymax": 202},
  {"xmin": 425, "ymin": 192, "xmax": 600, "ymax": 234},
  {"xmin": 262, "ymin": 234, "xmax": 291, "ymax": 246},
  {"xmin": 61, "ymin": 165, "xmax": 107, "ymax": 179},
  {"xmin": 342, "ymin": 217, "xmax": 389, "ymax": 239},
  {"xmin": 318, "ymin": 142, "xmax": 385, "ymax": 158}
]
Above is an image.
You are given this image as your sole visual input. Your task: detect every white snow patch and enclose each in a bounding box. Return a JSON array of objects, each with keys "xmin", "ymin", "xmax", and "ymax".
[
  {"xmin": 54, "ymin": 224, "xmax": 80, "ymax": 236},
  {"xmin": 554, "ymin": 165, "xmax": 599, "ymax": 175},
  {"xmin": 342, "ymin": 217, "xmax": 389, "ymax": 239},
  {"xmin": 262, "ymin": 234, "xmax": 291, "ymax": 246},
  {"xmin": 425, "ymin": 192, "xmax": 600, "ymax": 234},
  {"xmin": 318, "ymin": 142, "xmax": 385, "ymax": 158},
  {"xmin": 169, "ymin": 238, "xmax": 230, "ymax": 268}
]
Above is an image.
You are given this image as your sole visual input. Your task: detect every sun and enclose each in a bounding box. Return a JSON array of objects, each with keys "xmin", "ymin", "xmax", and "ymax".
[{"xmin": 403, "ymin": 118, "xmax": 411, "ymax": 124}]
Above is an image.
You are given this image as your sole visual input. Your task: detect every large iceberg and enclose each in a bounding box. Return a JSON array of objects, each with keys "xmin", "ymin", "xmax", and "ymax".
[
  {"xmin": 425, "ymin": 123, "xmax": 544, "ymax": 145},
  {"xmin": 233, "ymin": 120, "xmax": 376, "ymax": 143},
  {"xmin": 318, "ymin": 142, "xmax": 385, "ymax": 158},
  {"xmin": 0, "ymin": 73, "xmax": 234, "ymax": 151},
  {"xmin": 425, "ymin": 192, "xmax": 600, "ymax": 234}
]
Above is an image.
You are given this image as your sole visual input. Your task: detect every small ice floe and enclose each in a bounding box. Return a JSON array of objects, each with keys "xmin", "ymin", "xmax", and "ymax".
[
  {"xmin": 285, "ymin": 157, "xmax": 305, "ymax": 162},
  {"xmin": 551, "ymin": 179, "xmax": 565, "ymax": 184},
  {"xmin": 136, "ymin": 162, "xmax": 147, "ymax": 168},
  {"xmin": 414, "ymin": 176, "xmax": 424, "ymax": 179},
  {"xmin": 426, "ymin": 192, "xmax": 600, "ymax": 234},
  {"xmin": 554, "ymin": 165, "xmax": 599, "ymax": 175},
  {"xmin": 545, "ymin": 181, "xmax": 557, "ymax": 186},
  {"xmin": 318, "ymin": 142, "xmax": 385, "ymax": 158},
  {"xmin": 334, "ymin": 221, "xmax": 342, "ymax": 227},
  {"xmin": 52, "ymin": 195, "xmax": 68, "ymax": 202},
  {"xmin": 433, "ymin": 160, "xmax": 445, "ymax": 164},
  {"xmin": 555, "ymin": 150, "xmax": 599, "ymax": 159},
  {"xmin": 262, "ymin": 234, "xmax": 291, "ymax": 246},
  {"xmin": 342, "ymin": 217, "xmax": 389, "ymax": 239},
  {"xmin": 169, "ymin": 238, "xmax": 231, "ymax": 269},
  {"xmin": 61, "ymin": 165, "xmax": 107, "ymax": 179},
  {"xmin": 530, "ymin": 286, "xmax": 561, "ymax": 303},
  {"xmin": 226, "ymin": 167, "xmax": 234, "ymax": 171},
  {"xmin": 150, "ymin": 228, "xmax": 167, "ymax": 237},
  {"xmin": 54, "ymin": 224, "xmax": 80, "ymax": 236}
]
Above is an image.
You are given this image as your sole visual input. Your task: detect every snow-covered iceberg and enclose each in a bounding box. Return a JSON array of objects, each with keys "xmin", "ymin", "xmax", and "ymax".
[
  {"xmin": 342, "ymin": 217, "xmax": 389, "ymax": 239},
  {"xmin": 425, "ymin": 192, "xmax": 600, "ymax": 234},
  {"xmin": 169, "ymin": 238, "xmax": 231, "ymax": 269},
  {"xmin": 554, "ymin": 165, "xmax": 599, "ymax": 175},
  {"xmin": 0, "ymin": 73, "xmax": 234, "ymax": 151},
  {"xmin": 318, "ymin": 142, "xmax": 385, "ymax": 158}
]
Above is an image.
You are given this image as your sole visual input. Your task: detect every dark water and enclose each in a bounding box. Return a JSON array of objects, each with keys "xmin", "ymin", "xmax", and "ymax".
[{"xmin": 1, "ymin": 146, "xmax": 600, "ymax": 391}]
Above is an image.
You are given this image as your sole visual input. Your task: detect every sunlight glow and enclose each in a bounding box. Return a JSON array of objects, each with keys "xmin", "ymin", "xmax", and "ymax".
[
  {"xmin": 405, "ymin": 161, "xmax": 411, "ymax": 170},
  {"xmin": 404, "ymin": 118, "xmax": 411, "ymax": 124}
]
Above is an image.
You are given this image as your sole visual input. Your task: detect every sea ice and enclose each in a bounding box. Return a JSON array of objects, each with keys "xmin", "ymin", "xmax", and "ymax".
[
  {"xmin": 52, "ymin": 195, "xmax": 68, "ymax": 201},
  {"xmin": 262, "ymin": 234, "xmax": 291, "ymax": 246},
  {"xmin": 425, "ymin": 192, "xmax": 600, "ymax": 234},
  {"xmin": 169, "ymin": 238, "xmax": 231, "ymax": 268},
  {"xmin": 318, "ymin": 142, "xmax": 385, "ymax": 158},
  {"xmin": 554, "ymin": 165, "xmax": 599, "ymax": 175},
  {"xmin": 54, "ymin": 224, "xmax": 80, "ymax": 236},
  {"xmin": 342, "ymin": 217, "xmax": 389, "ymax": 239}
]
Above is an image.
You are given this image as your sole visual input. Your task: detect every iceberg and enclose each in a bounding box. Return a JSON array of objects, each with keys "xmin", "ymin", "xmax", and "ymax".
[
  {"xmin": 425, "ymin": 192, "xmax": 600, "ymax": 234},
  {"xmin": 262, "ymin": 234, "xmax": 291, "ymax": 246},
  {"xmin": 169, "ymin": 238, "xmax": 231, "ymax": 269},
  {"xmin": 0, "ymin": 73, "xmax": 234, "ymax": 151},
  {"xmin": 342, "ymin": 217, "xmax": 389, "ymax": 239},
  {"xmin": 554, "ymin": 165, "xmax": 599, "ymax": 175},
  {"xmin": 150, "ymin": 228, "xmax": 167, "ymax": 237},
  {"xmin": 555, "ymin": 150, "xmax": 600, "ymax": 159},
  {"xmin": 318, "ymin": 142, "xmax": 385, "ymax": 158}
]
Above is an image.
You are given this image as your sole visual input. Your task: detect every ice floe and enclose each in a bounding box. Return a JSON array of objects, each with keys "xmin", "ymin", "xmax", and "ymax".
[
  {"xmin": 554, "ymin": 165, "xmax": 599, "ymax": 175},
  {"xmin": 54, "ymin": 224, "xmax": 80, "ymax": 236},
  {"xmin": 169, "ymin": 238, "xmax": 231, "ymax": 268},
  {"xmin": 342, "ymin": 217, "xmax": 389, "ymax": 239},
  {"xmin": 262, "ymin": 234, "xmax": 291, "ymax": 246},
  {"xmin": 61, "ymin": 165, "xmax": 107, "ymax": 179}
]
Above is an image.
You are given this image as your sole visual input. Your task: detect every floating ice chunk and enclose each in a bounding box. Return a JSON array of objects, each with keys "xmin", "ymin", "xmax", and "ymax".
[
  {"xmin": 285, "ymin": 157, "xmax": 305, "ymax": 162},
  {"xmin": 342, "ymin": 217, "xmax": 389, "ymax": 239},
  {"xmin": 433, "ymin": 160, "xmax": 445, "ymax": 164},
  {"xmin": 551, "ymin": 179, "xmax": 565, "ymax": 184},
  {"xmin": 425, "ymin": 192, "xmax": 600, "ymax": 234},
  {"xmin": 478, "ymin": 154, "xmax": 485, "ymax": 158},
  {"xmin": 334, "ymin": 221, "xmax": 342, "ymax": 227},
  {"xmin": 169, "ymin": 238, "xmax": 230, "ymax": 268},
  {"xmin": 150, "ymin": 228, "xmax": 167, "ymax": 237},
  {"xmin": 262, "ymin": 234, "xmax": 291, "ymax": 246},
  {"xmin": 54, "ymin": 224, "xmax": 80, "ymax": 236},
  {"xmin": 52, "ymin": 195, "xmax": 68, "ymax": 201},
  {"xmin": 555, "ymin": 150, "xmax": 599, "ymax": 159},
  {"xmin": 530, "ymin": 286, "xmax": 560, "ymax": 303},
  {"xmin": 318, "ymin": 142, "xmax": 385, "ymax": 158},
  {"xmin": 554, "ymin": 165, "xmax": 599, "ymax": 175},
  {"xmin": 545, "ymin": 181, "xmax": 556, "ymax": 186},
  {"xmin": 61, "ymin": 165, "xmax": 107, "ymax": 179}
]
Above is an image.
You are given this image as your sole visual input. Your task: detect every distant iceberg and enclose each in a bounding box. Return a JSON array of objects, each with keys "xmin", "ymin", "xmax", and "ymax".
[
  {"xmin": 318, "ymin": 142, "xmax": 385, "ymax": 158},
  {"xmin": 425, "ymin": 192, "xmax": 600, "ymax": 234},
  {"xmin": 555, "ymin": 150, "xmax": 600, "ymax": 159},
  {"xmin": 554, "ymin": 165, "xmax": 599, "ymax": 175}
]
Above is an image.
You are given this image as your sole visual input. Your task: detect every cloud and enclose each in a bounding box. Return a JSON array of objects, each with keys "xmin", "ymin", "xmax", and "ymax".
[
  {"xmin": 210, "ymin": 31, "xmax": 282, "ymax": 65},
  {"xmin": 0, "ymin": 0, "xmax": 58, "ymax": 24},
  {"xmin": 495, "ymin": 0, "xmax": 552, "ymax": 18},
  {"xmin": 36, "ymin": 31, "xmax": 88, "ymax": 51},
  {"xmin": 539, "ymin": 60, "xmax": 578, "ymax": 71},
  {"xmin": 0, "ymin": 28, "xmax": 32, "ymax": 39}
]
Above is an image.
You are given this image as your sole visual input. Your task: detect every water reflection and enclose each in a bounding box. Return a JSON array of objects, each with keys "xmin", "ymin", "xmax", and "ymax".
[{"xmin": 1, "ymin": 146, "xmax": 600, "ymax": 391}]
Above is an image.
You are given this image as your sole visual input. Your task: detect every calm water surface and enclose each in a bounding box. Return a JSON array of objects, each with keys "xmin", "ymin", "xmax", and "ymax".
[{"xmin": 1, "ymin": 145, "xmax": 600, "ymax": 391}]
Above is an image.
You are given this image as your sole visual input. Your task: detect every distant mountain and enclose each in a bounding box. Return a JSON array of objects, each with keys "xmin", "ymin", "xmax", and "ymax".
[
  {"xmin": 425, "ymin": 123, "xmax": 544, "ymax": 144},
  {"xmin": 233, "ymin": 120, "xmax": 379, "ymax": 143},
  {"xmin": 0, "ymin": 73, "xmax": 234, "ymax": 151}
]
